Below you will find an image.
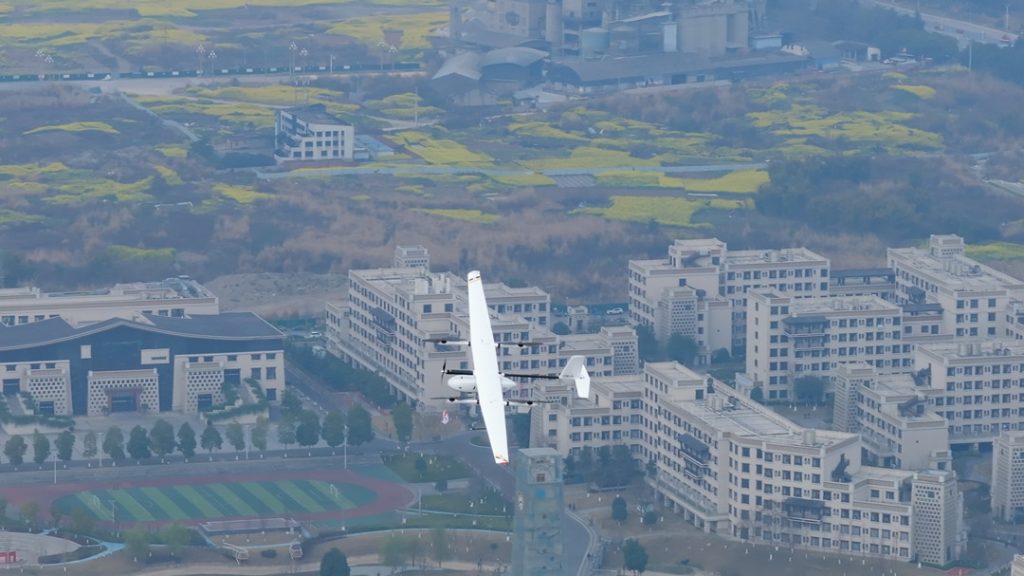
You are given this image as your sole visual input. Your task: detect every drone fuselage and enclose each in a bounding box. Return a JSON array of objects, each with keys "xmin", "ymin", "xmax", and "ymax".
[{"xmin": 447, "ymin": 374, "xmax": 516, "ymax": 394}]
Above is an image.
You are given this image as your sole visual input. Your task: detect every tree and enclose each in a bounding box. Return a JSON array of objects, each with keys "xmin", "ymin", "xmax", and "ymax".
[
  {"xmin": 322, "ymin": 410, "xmax": 346, "ymax": 449},
  {"xmin": 127, "ymin": 426, "xmax": 151, "ymax": 461},
  {"xmin": 434, "ymin": 478, "xmax": 448, "ymax": 493},
  {"xmin": 124, "ymin": 528, "xmax": 150, "ymax": 561},
  {"xmin": 296, "ymin": 410, "xmax": 321, "ymax": 447},
  {"xmin": 200, "ymin": 423, "xmax": 222, "ymax": 454},
  {"xmin": 666, "ymin": 333, "xmax": 699, "ymax": 367},
  {"xmin": 20, "ymin": 501, "xmax": 39, "ymax": 528},
  {"xmin": 430, "ymin": 526, "xmax": 452, "ymax": 567},
  {"xmin": 391, "ymin": 402, "xmax": 413, "ymax": 443},
  {"xmin": 82, "ymin": 431, "xmax": 98, "ymax": 459},
  {"xmin": 320, "ymin": 547, "xmax": 351, "ymax": 576},
  {"xmin": 32, "ymin": 431, "xmax": 50, "ymax": 465},
  {"xmin": 149, "ymin": 419, "xmax": 176, "ymax": 459},
  {"xmin": 642, "ymin": 510, "xmax": 658, "ymax": 526},
  {"xmin": 611, "ymin": 495, "xmax": 628, "ymax": 524},
  {"xmin": 103, "ymin": 426, "xmax": 126, "ymax": 462},
  {"xmin": 4, "ymin": 435, "xmax": 27, "ymax": 466},
  {"xmin": 623, "ymin": 539, "xmax": 649, "ymax": 574},
  {"xmin": 177, "ymin": 422, "xmax": 197, "ymax": 459},
  {"xmin": 414, "ymin": 456, "xmax": 428, "ymax": 479},
  {"xmin": 50, "ymin": 501, "xmax": 64, "ymax": 529},
  {"xmin": 55, "ymin": 430, "xmax": 75, "ymax": 462},
  {"xmin": 794, "ymin": 375, "xmax": 827, "ymax": 404},
  {"xmin": 711, "ymin": 348, "xmax": 731, "ymax": 364},
  {"xmin": 636, "ymin": 324, "xmax": 662, "ymax": 362},
  {"xmin": 225, "ymin": 421, "xmax": 246, "ymax": 453},
  {"xmin": 552, "ymin": 321, "xmax": 571, "ymax": 335},
  {"xmin": 71, "ymin": 506, "xmax": 94, "ymax": 535},
  {"xmin": 749, "ymin": 385, "xmax": 765, "ymax": 404},
  {"xmin": 160, "ymin": 523, "xmax": 191, "ymax": 559},
  {"xmin": 277, "ymin": 419, "xmax": 296, "ymax": 449},
  {"xmin": 346, "ymin": 404, "xmax": 374, "ymax": 446},
  {"xmin": 281, "ymin": 389, "xmax": 303, "ymax": 419},
  {"xmin": 251, "ymin": 416, "xmax": 269, "ymax": 452}
]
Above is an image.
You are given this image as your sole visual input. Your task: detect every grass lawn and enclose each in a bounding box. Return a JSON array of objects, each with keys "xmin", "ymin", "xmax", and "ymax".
[
  {"xmin": 419, "ymin": 490, "xmax": 509, "ymax": 515},
  {"xmin": 382, "ymin": 452, "xmax": 471, "ymax": 483}
]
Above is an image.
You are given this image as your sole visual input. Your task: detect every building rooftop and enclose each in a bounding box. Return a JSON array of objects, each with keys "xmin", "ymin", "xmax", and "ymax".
[
  {"xmin": 889, "ymin": 245, "xmax": 1024, "ymax": 293},
  {"xmin": 548, "ymin": 51, "xmax": 806, "ymax": 84},
  {"xmin": 918, "ymin": 340, "xmax": 1024, "ymax": 360},
  {"xmin": 0, "ymin": 277, "xmax": 215, "ymax": 305},
  {"xmin": 830, "ymin": 268, "xmax": 894, "ymax": 278},
  {"xmin": 281, "ymin": 104, "xmax": 347, "ymax": 126},
  {"xmin": 789, "ymin": 294, "xmax": 898, "ymax": 315},
  {"xmin": 725, "ymin": 247, "xmax": 828, "ymax": 266},
  {"xmin": 0, "ymin": 312, "xmax": 282, "ymax": 352}
]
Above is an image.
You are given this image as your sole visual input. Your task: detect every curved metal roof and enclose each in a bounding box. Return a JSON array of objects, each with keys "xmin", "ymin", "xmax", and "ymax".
[
  {"xmin": 480, "ymin": 46, "xmax": 548, "ymax": 69},
  {"xmin": 432, "ymin": 51, "xmax": 483, "ymax": 81}
]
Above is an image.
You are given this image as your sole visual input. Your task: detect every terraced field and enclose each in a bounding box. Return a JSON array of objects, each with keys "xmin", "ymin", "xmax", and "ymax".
[{"xmin": 56, "ymin": 479, "xmax": 376, "ymax": 522}]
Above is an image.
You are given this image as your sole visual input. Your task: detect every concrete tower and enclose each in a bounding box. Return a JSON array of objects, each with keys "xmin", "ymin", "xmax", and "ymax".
[{"xmin": 511, "ymin": 447, "xmax": 564, "ymax": 576}]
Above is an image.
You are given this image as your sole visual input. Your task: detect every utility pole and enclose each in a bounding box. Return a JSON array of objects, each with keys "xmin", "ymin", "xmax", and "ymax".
[
  {"xmin": 343, "ymin": 424, "xmax": 348, "ymax": 469},
  {"xmin": 52, "ymin": 448, "xmax": 57, "ymax": 485}
]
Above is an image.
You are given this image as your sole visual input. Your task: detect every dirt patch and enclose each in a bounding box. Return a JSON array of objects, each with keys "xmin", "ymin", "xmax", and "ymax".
[{"xmin": 205, "ymin": 272, "xmax": 347, "ymax": 318}]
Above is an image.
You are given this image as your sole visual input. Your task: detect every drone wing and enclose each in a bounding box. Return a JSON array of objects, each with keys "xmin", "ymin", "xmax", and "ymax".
[{"xmin": 467, "ymin": 270, "xmax": 510, "ymax": 465}]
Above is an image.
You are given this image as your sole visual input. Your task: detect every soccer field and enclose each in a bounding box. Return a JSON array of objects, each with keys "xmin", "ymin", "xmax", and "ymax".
[{"xmin": 56, "ymin": 479, "xmax": 376, "ymax": 522}]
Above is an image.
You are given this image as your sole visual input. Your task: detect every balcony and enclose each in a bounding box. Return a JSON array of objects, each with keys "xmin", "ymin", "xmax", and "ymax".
[
  {"xmin": 783, "ymin": 315, "xmax": 828, "ymax": 336},
  {"xmin": 655, "ymin": 476, "xmax": 719, "ymax": 518},
  {"xmin": 782, "ymin": 497, "xmax": 825, "ymax": 525}
]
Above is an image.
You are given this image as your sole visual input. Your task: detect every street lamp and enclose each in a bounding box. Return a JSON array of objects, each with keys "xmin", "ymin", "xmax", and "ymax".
[
  {"xmin": 196, "ymin": 44, "xmax": 206, "ymax": 75},
  {"xmin": 288, "ymin": 42, "xmax": 298, "ymax": 82},
  {"xmin": 343, "ymin": 424, "xmax": 348, "ymax": 470},
  {"xmin": 208, "ymin": 50, "xmax": 217, "ymax": 75}
]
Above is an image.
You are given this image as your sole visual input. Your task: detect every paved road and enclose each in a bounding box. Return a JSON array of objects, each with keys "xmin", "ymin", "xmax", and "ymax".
[
  {"xmin": 864, "ymin": 0, "xmax": 1019, "ymax": 46},
  {"xmin": 257, "ymin": 162, "xmax": 768, "ymax": 181}
]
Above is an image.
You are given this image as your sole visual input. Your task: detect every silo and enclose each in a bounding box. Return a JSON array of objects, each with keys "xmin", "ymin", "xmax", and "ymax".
[
  {"xmin": 546, "ymin": 0, "xmax": 563, "ymax": 54},
  {"xmin": 580, "ymin": 27, "xmax": 610, "ymax": 58}
]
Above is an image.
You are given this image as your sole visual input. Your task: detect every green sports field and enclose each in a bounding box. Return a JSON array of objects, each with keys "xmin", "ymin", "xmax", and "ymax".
[{"xmin": 55, "ymin": 479, "xmax": 376, "ymax": 522}]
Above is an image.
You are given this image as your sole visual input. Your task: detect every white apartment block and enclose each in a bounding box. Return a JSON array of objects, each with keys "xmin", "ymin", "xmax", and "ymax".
[
  {"xmin": 274, "ymin": 104, "xmax": 355, "ymax": 162},
  {"xmin": 889, "ymin": 234, "xmax": 1024, "ymax": 339},
  {"xmin": 530, "ymin": 375, "xmax": 644, "ymax": 456},
  {"xmin": 0, "ymin": 277, "xmax": 218, "ymax": 327},
  {"xmin": 634, "ymin": 362, "xmax": 964, "ymax": 565},
  {"xmin": 326, "ymin": 247, "xmax": 637, "ymax": 407},
  {"xmin": 832, "ymin": 364, "xmax": 951, "ymax": 471},
  {"xmin": 913, "ymin": 340, "xmax": 1024, "ymax": 444},
  {"xmin": 991, "ymin": 432, "xmax": 1024, "ymax": 522},
  {"xmin": 629, "ymin": 238, "xmax": 829, "ymax": 359},
  {"xmin": 1014, "ymin": 555, "xmax": 1024, "ymax": 576},
  {"xmin": 744, "ymin": 292, "xmax": 909, "ymax": 401}
]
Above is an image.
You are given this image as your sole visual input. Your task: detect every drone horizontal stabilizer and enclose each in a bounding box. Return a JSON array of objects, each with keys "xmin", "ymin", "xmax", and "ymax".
[{"xmin": 560, "ymin": 355, "xmax": 591, "ymax": 399}]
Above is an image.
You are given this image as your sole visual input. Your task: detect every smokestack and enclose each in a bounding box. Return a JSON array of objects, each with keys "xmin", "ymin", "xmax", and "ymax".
[{"xmin": 546, "ymin": 0, "xmax": 563, "ymax": 55}]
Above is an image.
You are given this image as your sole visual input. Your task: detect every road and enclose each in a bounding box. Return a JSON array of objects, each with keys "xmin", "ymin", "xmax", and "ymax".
[
  {"xmin": 257, "ymin": 162, "xmax": 769, "ymax": 181},
  {"xmin": 864, "ymin": 0, "xmax": 1018, "ymax": 46}
]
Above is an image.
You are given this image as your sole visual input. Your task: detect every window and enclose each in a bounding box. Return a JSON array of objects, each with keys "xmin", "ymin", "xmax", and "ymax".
[{"xmin": 266, "ymin": 367, "xmax": 277, "ymax": 380}]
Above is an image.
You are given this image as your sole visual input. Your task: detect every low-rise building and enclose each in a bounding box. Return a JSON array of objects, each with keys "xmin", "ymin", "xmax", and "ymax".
[
  {"xmin": 829, "ymin": 268, "xmax": 896, "ymax": 301},
  {"xmin": 530, "ymin": 375, "xmax": 644, "ymax": 455},
  {"xmin": 0, "ymin": 312, "xmax": 284, "ymax": 416},
  {"xmin": 0, "ymin": 277, "xmax": 217, "ymax": 327},
  {"xmin": 274, "ymin": 104, "xmax": 355, "ymax": 163},
  {"xmin": 991, "ymin": 432, "xmax": 1024, "ymax": 523}
]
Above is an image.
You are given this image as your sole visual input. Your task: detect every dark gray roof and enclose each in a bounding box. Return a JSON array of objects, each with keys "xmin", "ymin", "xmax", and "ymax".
[
  {"xmin": 0, "ymin": 318, "xmax": 78, "ymax": 351},
  {"xmin": 800, "ymin": 41, "xmax": 842, "ymax": 60},
  {"xmin": 548, "ymin": 51, "xmax": 807, "ymax": 84},
  {"xmin": 480, "ymin": 46, "xmax": 548, "ymax": 68},
  {"xmin": 433, "ymin": 51, "xmax": 482, "ymax": 81},
  {"xmin": 830, "ymin": 268, "xmax": 894, "ymax": 278},
  {"xmin": 0, "ymin": 313, "xmax": 282, "ymax": 352},
  {"xmin": 679, "ymin": 433, "xmax": 709, "ymax": 454},
  {"xmin": 141, "ymin": 312, "xmax": 283, "ymax": 339}
]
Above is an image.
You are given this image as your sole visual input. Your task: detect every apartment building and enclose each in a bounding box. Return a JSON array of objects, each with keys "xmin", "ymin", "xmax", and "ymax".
[
  {"xmin": 829, "ymin": 268, "xmax": 896, "ymax": 301},
  {"xmin": 1013, "ymin": 555, "xmax": 1024, "ymax": 576},
  {"xmin": 913, "ymin": 340, "xmax": 1024, "ymax": 444},
  {"xmin": 529, "ymin": 375, "xmax": 644, "ymax": 455},
  {"xmin": 274, "ymin": 104, "xmax": 355, "ymax": 162},
  {"xmin": 888, "ymin": 234, "xmax": 1024, "ymax": 338},
  {"xmin": 629, "ymin": 238, "xmax": 829, "ymax": 357},
  {"xmin": 744, "ymin": 292, "xmax": 908, "ymax": 401},
  {"xmin": 637, "ymin": 362, "xmax": 965, "ymax": 565},
  {"xmin": 832, "ymin": 364, "xmax": 951, "ymax": 471},
  {"xmin": 0, "ymin": 277, "xmax": 218, "ymax": 327},
  {"xmin": 327, "ymin": 247, "xmax": 637, "ymax": 407},
  {"xmin": 991, "ymin": 432, "xmax": 1024, "ymax": 522}
]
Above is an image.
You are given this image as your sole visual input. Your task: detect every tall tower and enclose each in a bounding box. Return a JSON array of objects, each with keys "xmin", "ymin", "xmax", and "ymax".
[{"xmin": 511, "ymin": 447, "xmax": 564, "ymax": 576}]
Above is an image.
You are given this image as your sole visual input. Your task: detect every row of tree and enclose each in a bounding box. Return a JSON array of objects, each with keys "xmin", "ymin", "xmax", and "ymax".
[{"xmin": 564, "ymin": 445, "xmax": 638, "ymax": 488}]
